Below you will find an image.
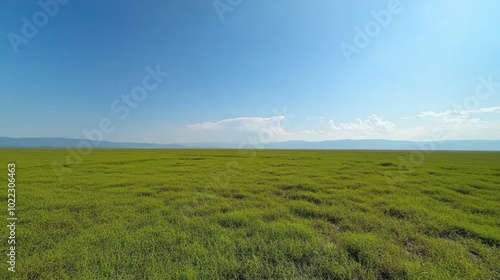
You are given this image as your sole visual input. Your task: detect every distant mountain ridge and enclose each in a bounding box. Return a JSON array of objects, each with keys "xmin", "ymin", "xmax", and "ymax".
[
  {"xmin": 0, "ymin": 137, "xmax": 499, "ymax": 151},
  {"xmin": 0, "ymin": 137, "xmax": 184, "ymax": 149}
]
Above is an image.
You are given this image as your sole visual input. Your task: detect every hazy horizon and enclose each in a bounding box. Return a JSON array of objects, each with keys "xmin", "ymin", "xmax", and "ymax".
[{"xmin": 1, "ymin": 136, "xmax": 500, "ymax": 152}]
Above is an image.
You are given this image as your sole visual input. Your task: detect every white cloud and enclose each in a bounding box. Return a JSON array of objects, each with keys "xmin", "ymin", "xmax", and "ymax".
[
  {"xmin": 307, "ymin": 116, "xmax": 326, "ymax": 121},
  {"xmin": 187, "ymin": 116, "xmax": 288, "ymax": 135},
  {"xmin": 328, "ymin": 114, "xmax": 396, "ymax": 135},
  {"xmin": 469, "ymin": 107, "xmax": 500, "ymax": 114},
  {"xmin": 418, "ymin": 106, "xmax": 500, "ymax": 119},
  {"xmin": 296, "ymin": 106, "xmax": 500, "ymax": 141},
  {"xmin": 404, "ymin": 106, "xmax": 500, "ymax": 140},
  {"xmin": 180, "ymin": 107, "xmax": 500, "ymax": 143}
]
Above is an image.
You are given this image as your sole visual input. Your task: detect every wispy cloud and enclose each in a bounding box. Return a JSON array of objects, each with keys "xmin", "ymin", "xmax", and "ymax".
[
  {"xmin": 299, "ymin": 107, "xmax": 500, "ymax": 141},
  {"xmin": 403, "ymin": 106, "xmax": 500, "ymax": 140},
  {"xmin": 182, "ymin": 107, "xmax": 500, "ymax": 143},
  {"xmin": 329, "ymin": 114, "xmax": 396, "ymax": 134},
  {"xmin": 187, "ymin": 116, "xmax": 288, "ymax": 135},
  {"xmin": 404, "ymin": 106, "xmax": 499, "ymax": 140},
  {"xmin": 418, "ymin": 106, "xmax": 500, "ymax": 119}
]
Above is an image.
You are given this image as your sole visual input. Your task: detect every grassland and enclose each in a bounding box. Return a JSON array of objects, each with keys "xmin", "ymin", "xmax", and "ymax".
[{"xmin": 0, "ymin": 149, "xmax": 499, "ymax": 279}]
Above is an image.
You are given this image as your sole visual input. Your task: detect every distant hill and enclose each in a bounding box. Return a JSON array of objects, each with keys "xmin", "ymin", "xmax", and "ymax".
[
  {"xmin": 0, "ymin": 137, "xmax": 184, "ymax": 149},
  {"xmin": 0, "ymin": 137, "xmax": 498, "ymax": 151}
]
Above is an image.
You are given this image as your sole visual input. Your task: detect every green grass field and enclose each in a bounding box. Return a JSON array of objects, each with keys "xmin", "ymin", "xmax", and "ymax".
[{"xmin": 1, "ymin": 149, "xmax": 499, "ymax": 279}]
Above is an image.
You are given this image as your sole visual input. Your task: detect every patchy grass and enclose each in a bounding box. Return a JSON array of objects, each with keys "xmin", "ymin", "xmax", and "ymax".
[{"xmin": 0, "ymin": 149, "xmax": 499, "ymax": 279}]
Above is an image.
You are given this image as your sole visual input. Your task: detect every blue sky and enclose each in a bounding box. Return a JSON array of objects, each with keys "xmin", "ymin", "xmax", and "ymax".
[{"xmin": 1, "ymin": 0, "xmax": 499, "ymax": 143}]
